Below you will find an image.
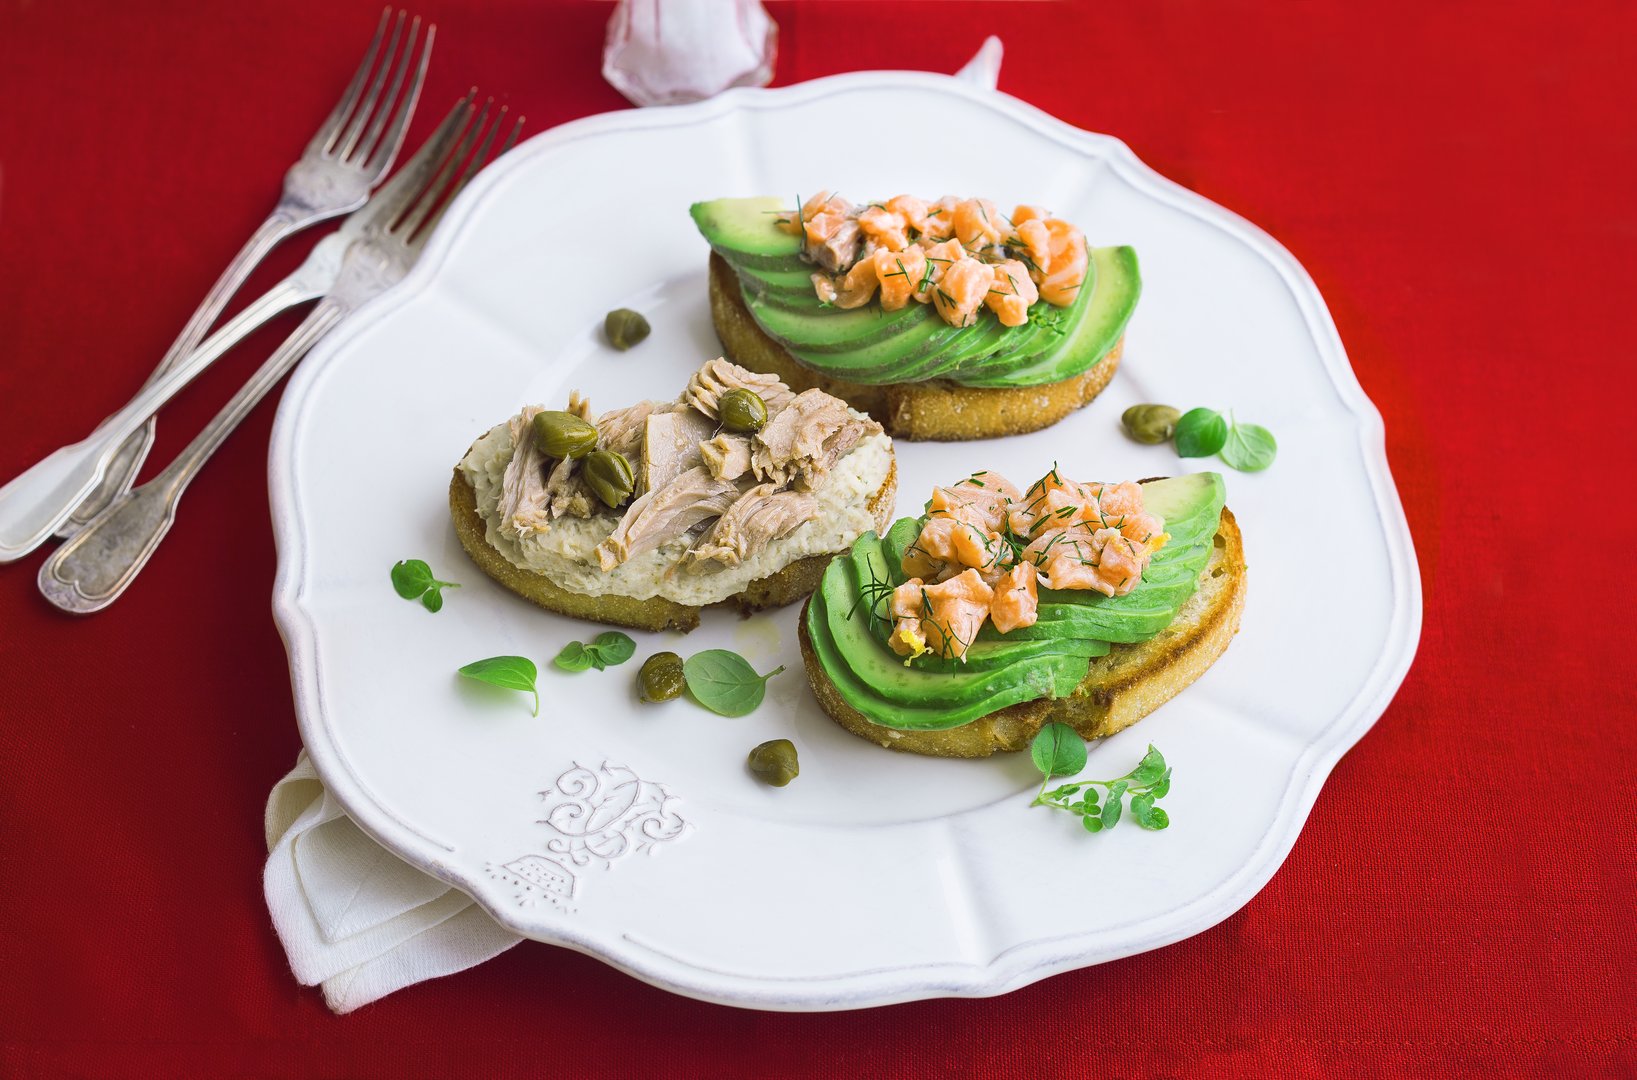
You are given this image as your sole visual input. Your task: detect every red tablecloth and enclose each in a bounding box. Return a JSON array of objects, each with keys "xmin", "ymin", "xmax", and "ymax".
[{"xmin": 1, "ymin": 2, "xmax": 1632, "ymax": 1076}]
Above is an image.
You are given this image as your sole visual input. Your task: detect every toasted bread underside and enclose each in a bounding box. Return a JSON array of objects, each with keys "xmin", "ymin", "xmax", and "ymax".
[
  {"xmin": 797, "ymin": 507, "xmax": 1247, "ymax": 758},
  {"xmin": 449, "ymin": 458, "xmax": 898, "ymax": 634},
  {"xmin": 708, "ymin": 253, "xmax": 1122, "ymax": 443}
]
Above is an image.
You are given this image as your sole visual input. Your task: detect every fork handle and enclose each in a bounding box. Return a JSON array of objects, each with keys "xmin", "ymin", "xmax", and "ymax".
[
  {"xmin": 55, "ymin": 210, "xmax": 305, "ymax": 538},
  {"xmin": 38, "ymin": 300, "xmax": 349, "ymax": 612},
  {"xmin": 0, "ymin": 276, "xmax": 318, "ymax": 563}
]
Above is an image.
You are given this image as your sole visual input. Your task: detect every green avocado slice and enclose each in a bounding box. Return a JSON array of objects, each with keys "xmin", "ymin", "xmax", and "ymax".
[
  {"xmin": 690, "ymin": 197, "xmax": 803, "ymax": 268},
  {"xmin": 806, "ymin": 474, "xmax": 1227, "ymax": 732}
]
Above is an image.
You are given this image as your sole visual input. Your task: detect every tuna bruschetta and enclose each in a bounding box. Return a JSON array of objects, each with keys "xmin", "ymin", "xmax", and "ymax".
[
  {"xmin": 692, "ymin": 194, "xmax": 1140, "ymax": 441},
  {"xmin": 798, "ymin": 465, "xmax": 1245, "ymax": 757},
  {"xmin": 450, "ymin": 358, "xmax": 898, "ymax": 632}
]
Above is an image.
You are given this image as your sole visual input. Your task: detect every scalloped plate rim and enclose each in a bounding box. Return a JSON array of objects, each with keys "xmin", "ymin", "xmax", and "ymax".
[{"xmin": 268, "ymin": 69, "xmax": 1421, "ymax": 1011}]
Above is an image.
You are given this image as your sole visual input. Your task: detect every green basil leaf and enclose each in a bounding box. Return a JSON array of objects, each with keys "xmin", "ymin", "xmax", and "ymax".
[
  {"xmin": 1101, "ymin": 789, "xmax": 1124, "ymax": 830},
  {"xmin": 421, "ymin": 588, "xmax": 444, "ymax": 613},
  {"xmin": 1128, "ymin": 745, "xmax": 1167, "ymax": 787},
  {"xmin": 683, "ymin": 649, "xmax": 786, "ymax": 717},
  {"xmin": 590, "ymin": 631, "xmax": 636, "ymax": 667},
  {"xmin": 391, "ymin": 559, "xmax": 434, "ymax": 599},
  {"xmin": 457, "ymin": 655, "xmax": 539, "ymax": 716},
  {"xmin": 553, "ymin": 642, "xmax": 596, "ymax": 673},
  {"xmin": 1081, "ymin": 814, "xmax": 1104, "ymax": 833},
  {"xmin": 1221, "ymin": 421, "xmax": 1278, "ymax": 471},
  {"xmin": 1029, "ymin": 723, "xmax": 1087, "ymax": 779},
  {"xmin": 1174, "ymin": 408, "xmax": 1228, "ymax": 458},
  {"xmin": 1129, "ymin": 792, "xmax": 1157, "ymax": 828}
]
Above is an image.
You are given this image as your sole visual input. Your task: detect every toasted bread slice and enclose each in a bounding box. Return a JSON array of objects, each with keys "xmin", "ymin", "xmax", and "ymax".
[
  {"xmin": 449, "ymin": 458, "xmax": 898, "ymax": 634},
  {"xmin": 708, "ymin": 253, "xmax": 1122, "ymax": 442},
  {"xmin": 797, "ymin": 506, "xmax": 1246, "ymax": 757}
]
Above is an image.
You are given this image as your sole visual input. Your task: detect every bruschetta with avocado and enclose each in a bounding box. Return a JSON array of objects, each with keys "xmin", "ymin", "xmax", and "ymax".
[
  {"xmin": 451, "ymin": 358, "xmax": 897, "ymax": 632},
  {"xmin": 692, "ymin": 193, "xmax": 1140, "ymax": 442},
  {"xmin": 798, "ymin": 465, "xmax": 1245, "ymax": 757}
]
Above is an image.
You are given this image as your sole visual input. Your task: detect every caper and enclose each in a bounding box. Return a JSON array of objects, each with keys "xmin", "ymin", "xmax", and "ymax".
[
  {"xmin": 1121, "ymin": 403, "xmax": 1182, "ymax": 445},
  {"xmin": 638, "ymin": 651, "xmax": 686, "ymax": 702},
  {"xmin": 604, "ymin": 308, "xmax": 651, "ymax": 351},
  {"xmin": 531, "ymin": 410, "xmax": 599, "ymax": 459},
  {"xmin": 582, "ymin": 449, "xmax": 635, "ymax": 508},
  {"xmin": 718, "ymin": 388, "xmax": 768, "ymax": 434},
  {"xmin": 747, "ymin": 739, "xmax": 799, "ymax": 787}
]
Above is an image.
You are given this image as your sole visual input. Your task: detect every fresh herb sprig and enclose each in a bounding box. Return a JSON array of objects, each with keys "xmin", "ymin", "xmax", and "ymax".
[
  {"xmin": 684, "ymin": 649, "xmax": 785, "ymax": 717},
  {"xmin": 1028, "ymin": 724, "xmax": 1172, "ymax": 833},
  {"xmin": 554, "ymin": 632, "xmax": 637, "ymax": 672},
  {"xmin": 457, "ymin": 656, "xmax": 539, "ymax": 716},
  {"xmin": 391, "ymin": 559, "xmax": 459, "ymax": 612},
  {"xmin": 1134, "ymin": 405, "xmax": 1278, "ymax": 473}
]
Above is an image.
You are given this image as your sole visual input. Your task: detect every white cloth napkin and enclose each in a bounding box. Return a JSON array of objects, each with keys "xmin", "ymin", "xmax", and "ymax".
[
  {"xmin": 263, "ymin": 754, "xmax": 522, "ymax": 1013},
  {"xmin": 263, "ymin": 40, "xmax": 1003, "ymax": 1013}
]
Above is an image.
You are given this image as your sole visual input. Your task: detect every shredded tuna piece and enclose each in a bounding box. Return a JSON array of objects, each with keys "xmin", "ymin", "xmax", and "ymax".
[
  {"xmin": 595, "ymin": 466, "xmax": 741, "ymax": 571},
  {"xmin": 749, "ymin": 388, "xmax": 881, "ymax": 490},
  {"xmin": 641, "ymin": 409, "xmax": 714, "ymax": 495},
  {"xmin": 684, "ymin": 357, "xmax": 795, "ymax": 421},
  {"xmin": 596, "ymin": 401, "xmax": 658, "ymax": 462},
  {"xmin": 688, "ymin": 483, "xmax": 819, "ymax": 569},
  {"xmin": 700, "ymin": 434, "xmax": 753, "ymax": 481},
  {"xmin": 498, "ymin": 405, "xmax": 552, "ymax": 537}
]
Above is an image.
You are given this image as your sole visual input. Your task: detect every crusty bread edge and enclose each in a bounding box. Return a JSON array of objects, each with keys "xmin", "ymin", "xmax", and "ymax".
[
  {"xmin": 797, "ymin": 507, "xmax": 1247, "ymax": 758},
  {"xmin": 449, "ymin": 457, "xmax": 898, "ymax": 634},
  {"xmin": 708, "ymin": 252, "xmax": 1122, "ymax": 442}
]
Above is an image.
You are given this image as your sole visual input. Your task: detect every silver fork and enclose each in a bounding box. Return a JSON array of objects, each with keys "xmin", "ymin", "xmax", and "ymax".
[
  {"xmin": 38, "ymin": 98, "xmax": 521, "ymax": 613},
  {"xmin": 55, "ymin": 8, "xmax": 433, "ymax": 539}
]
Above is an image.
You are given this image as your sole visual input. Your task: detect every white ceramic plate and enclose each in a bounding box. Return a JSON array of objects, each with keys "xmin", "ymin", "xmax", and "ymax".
[{"xmin": 269, "ymin": 71, "xmax": 1420, "ymax": 1010}]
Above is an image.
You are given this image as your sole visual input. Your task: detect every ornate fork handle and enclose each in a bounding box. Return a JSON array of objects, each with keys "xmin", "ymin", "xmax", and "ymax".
[
  {"xmin": 57, "ymin": 208, "xmax": 308, "ymax": 537},
  {"xmin": 39, "ymin": 300, "xmax": 350, "ymax": 613}
]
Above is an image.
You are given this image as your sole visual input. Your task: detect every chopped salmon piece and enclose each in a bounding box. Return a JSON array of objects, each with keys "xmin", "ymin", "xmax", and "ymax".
[
  {"xmin": 1025, "ymin": 525, "xmax": 1137, "ymax": 596},
  {"xmin": 1037, "ymin": 218, "xmax": 1087, "ymax": 306},
  {"xmin": 1012, "ymin": 204, "xmax": 1049, "ymax": 225},
  {"xmin": 953, "ymin": 198, "xmax": 1005, "ymax": 253},
  {"xmin": 901, "ymin": 515, "xmax": 1008, "ymax": 582},
  {"xmin": 886, "ymin": 194, "xmax": 930, "ymax": 236},
  {"xmin": 833, "ymin": 257, "xmax": 880, "ymax": 309},
  {"xmin": 984, "ymin": 259, "xmax": 1040, "ymax": 327},
  {"xmin": 1013, "ymin": 218, "xmax": 1052, "ymax": 276},
  {"xmin": 859, "ymin": 205, "xmax": 910, "ymax": 251},
  {"xmin": 888, "ymin": 570, "xmax": 994, "ymax": 662},
  {"xmin": 929, "ymin": 471, "xmax": 1020, "ymax": 533},
  {"xmin": 989, "ymin": 560, "xmax": 1039, "ymax": 633},
  {"xmin": 873, "ymin": 247, "xmax": 927, "ymax": 310},
  {"xmin": 811, "ymin": 273, "xmax": 837, "ymax": 305},
  {"xmin": 919, "ymin": 196, "xmax": 960, "ymax": 241},
  {"xmin": 932, "ymin": 256, "xmax": 992, "ymax": 327}
]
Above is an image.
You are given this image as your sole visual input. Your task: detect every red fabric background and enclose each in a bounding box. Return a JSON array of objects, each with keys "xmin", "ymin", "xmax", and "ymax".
[{"xmin": 1, "ymin": 1, "xmax": 1633, "ymax": 1076}]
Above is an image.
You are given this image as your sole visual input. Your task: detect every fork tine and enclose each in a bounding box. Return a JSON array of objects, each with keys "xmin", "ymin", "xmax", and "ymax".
[
  {"xmin": 355, "ymin": 94, "xmax": 476, "ymax": 232},
  {"xmin": 420, "ymin": 112, "xmax": 524, "ymax": 240},
  {"xmin": 394, "ymin": 98, "xmax": 489, "ymax": 239},
  {"xmin": 334, "ymin": 10, "xmax": 405, "ymax": 160},
  {"xmin": 304, "ymin": 8, "xmax": 392, "ymax": 160},
  {"xmin": 360, "ymin": 21, "xmax": 435, "ymax": 179}
]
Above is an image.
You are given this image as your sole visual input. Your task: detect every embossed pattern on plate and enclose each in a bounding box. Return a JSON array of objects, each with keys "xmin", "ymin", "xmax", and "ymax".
[{"xmin": 269, "ymin": 72, "xmax": 1421, "ymax": 1010}]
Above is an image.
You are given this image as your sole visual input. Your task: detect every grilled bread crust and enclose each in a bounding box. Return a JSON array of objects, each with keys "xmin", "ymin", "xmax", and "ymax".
[
  {"xmin": 708, "ymin": 252, "xmax": 1122, "ymax": 442},
  {"xmin": 797, "ymin": 507, "xmax": 1246, "ymax": 757}
]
